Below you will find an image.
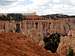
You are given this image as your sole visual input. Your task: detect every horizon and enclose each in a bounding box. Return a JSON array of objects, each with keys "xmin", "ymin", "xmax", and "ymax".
[{"xmin": 0, "ymin": 13, "xmax": 75, "ymax": 16}]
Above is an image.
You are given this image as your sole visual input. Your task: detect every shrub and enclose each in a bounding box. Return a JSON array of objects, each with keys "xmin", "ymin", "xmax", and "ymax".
[
  {"xmin": 67, "ymin": 47, "xmax": 73, "ymax": 56},
  {"xmin": 43, "ymin": 33, "xmax": 60, "ymax": 53}
]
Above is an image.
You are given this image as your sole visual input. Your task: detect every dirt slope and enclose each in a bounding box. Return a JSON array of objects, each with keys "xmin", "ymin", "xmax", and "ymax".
[{"xmin": 0, "ymin": 32, "xmax": 58, "ymax": 56}]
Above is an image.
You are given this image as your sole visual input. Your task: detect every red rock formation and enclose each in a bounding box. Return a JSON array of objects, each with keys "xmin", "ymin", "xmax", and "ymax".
[{"xmin": 57, "ymin": 35, "xmax": 75, "ymax": 56}]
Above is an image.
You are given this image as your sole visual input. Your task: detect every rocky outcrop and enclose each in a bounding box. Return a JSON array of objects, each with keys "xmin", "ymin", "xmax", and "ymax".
[
  {"xmin": 57, "ymin": 34, "xmax": 75, "ymax": 56},
  {"xmin": 0, "ymin": 14, "xmax": 75, "ymax": 36}
]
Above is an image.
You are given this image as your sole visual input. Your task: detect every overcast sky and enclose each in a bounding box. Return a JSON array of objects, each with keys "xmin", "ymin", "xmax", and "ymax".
[{"xmin": 0, "ymin": 0, "xmax": 75, "ymax": 15}]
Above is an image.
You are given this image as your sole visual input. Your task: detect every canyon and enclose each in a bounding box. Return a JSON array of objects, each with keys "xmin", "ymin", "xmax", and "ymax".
[{"xmin": 0, "ymin": 13, "xmax": 75, "ymax": 56}]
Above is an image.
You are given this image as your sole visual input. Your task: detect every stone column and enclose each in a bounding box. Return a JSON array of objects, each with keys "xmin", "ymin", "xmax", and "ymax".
[
  {"xmin": 5, "ymin": 21, "xmax": 10, "ymax": 32},
  {"xmin": 34, "ymin": 21, "xmax": 36, "ymax": 29},
  {"xmin": 38, "ymin": 22, "xmax": 40, "ymax": 31},
  {"xmin": 44, "ymin": 22, "xmax": 47, "ymax": 33},
  {"xmin": 24, "ymin": 21, "xmax": 27, "ymax": 34},
  {"xmin": 11, "ymin": 20, "xmax": 15, "ymax": 32},
  {"xmin": 20, "ymin": 22, "xmax": 22, "ymax": 33},
  {"xmin": 40, "ymin": 22, "xmax": 42, "ymax": 32}
]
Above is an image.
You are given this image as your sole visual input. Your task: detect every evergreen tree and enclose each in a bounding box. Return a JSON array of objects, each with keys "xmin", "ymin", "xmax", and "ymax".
[{"xmin": 43, "ymin": 33, "xmax": 60, "ymax": 53}]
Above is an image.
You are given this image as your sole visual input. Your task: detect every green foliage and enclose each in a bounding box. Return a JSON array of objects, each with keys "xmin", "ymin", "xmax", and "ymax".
[
  {"xmin": 43, "ymin": 33, "xmax": 60, "ymax": 53},
  {"xmin": 67, "ymin": 47, "xmax": 73, "ymax": 56},
  {"xmin": 7, "ymin": 13, "xmax": 23, "ymax": 21}
]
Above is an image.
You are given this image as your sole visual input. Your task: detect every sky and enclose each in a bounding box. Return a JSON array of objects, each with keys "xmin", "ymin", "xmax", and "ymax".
[{"xmin": 0, "ymin": 0, "xmax": 75, "ymax": 15}]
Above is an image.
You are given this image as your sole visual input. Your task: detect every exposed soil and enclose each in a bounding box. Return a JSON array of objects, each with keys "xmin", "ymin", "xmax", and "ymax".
[{"xmin": 0, "ymin": 32, "xmax": 58, "ymax": 56}]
